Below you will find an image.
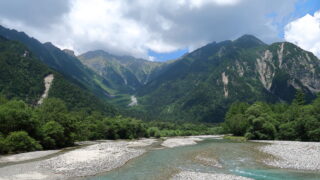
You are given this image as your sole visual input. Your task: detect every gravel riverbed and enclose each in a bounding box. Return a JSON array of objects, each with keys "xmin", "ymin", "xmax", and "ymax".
[
  {"xmin": 171, "ymin": 171, "xmax": 253, "ymax": 180},
  {"xmin": 161, "ymin": 135, "xmax": 222, "ymax": 148},
  {"xmin": 0, "ymin": 150, "xmax": 60, "ymax": 163},
  {"xmin": 255, "ymin": 140, "xmax": 320, "ymax": 171},
  {"xmin": 0, "ymin": 139, "xmax": 157, "ymax": 180}
]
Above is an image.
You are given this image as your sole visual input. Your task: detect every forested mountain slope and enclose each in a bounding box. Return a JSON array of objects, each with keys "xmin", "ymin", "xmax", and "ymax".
[
  {"xmin": 0, "ymin": 35, "xmax": 116, "ymax": 115},
  {"xmin": 0, "ymin": 25, "xmax": 112, "ymax": 98},
  {"xmin": 136, "ymin": 35, "xmax": 320, "ymax": 122},
  {"xmin": 78, "ymin": 50, "xmax": 162, "ymax": 94}
]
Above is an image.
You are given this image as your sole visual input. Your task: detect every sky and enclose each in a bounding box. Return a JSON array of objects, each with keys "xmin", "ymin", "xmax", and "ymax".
[{"xmin": 0, "ymin": 0, "xmax": 319, "ymax": 61}]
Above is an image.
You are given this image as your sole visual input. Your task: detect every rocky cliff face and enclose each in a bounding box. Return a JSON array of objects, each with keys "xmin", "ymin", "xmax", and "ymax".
[{"xmin": 136, "ymin": 35, "xmax": 320, "ymax": 122}]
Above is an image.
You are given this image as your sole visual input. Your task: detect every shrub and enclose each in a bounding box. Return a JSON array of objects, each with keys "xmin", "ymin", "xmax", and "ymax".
[
  {"xmin": 41, "ymin": 121, "xmax": 65, "ymax": 149},
  {"xmin": 5, "ymin": 131, "xmax": 42, "ymax": 153}
]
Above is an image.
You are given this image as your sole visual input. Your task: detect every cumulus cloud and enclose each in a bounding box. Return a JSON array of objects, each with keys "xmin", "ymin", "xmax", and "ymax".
[
  {"xmin": 284, "ymin": 11, "xmax": 320, "ymax": 58},
  {"xmin": 0, "ymin": 0, "xmax": 297, "ymax": 59}
]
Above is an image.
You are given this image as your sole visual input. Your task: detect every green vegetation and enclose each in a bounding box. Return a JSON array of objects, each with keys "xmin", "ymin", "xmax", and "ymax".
[
  {"xmin": 0, "ymin": 96, "xmax": 222, "ymax": 155},
  {"xmin": 223, "ymin": 91, "xmax": 320, "ymax": 141},
  {"xmin": 134, "ymin": 36, "xmax": 320, "ymax": 123},
  {"xmin": 0, "ymin": 25, "xmax": 113, "ymax": 100},
  {"xmin": 78, "ymin": 50, "xmax": 161, "ymax": 95},
  {"xmin": 0, "ymin": 35, "xmax": 117, "ymax": 115}
]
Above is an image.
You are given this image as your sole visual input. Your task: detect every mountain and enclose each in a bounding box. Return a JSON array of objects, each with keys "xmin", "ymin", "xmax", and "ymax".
[
  {"xmin": 4, "ymin": 24, "xmax": 319, "ymax": 124},
  {"xmin": 136, "ymin": 35, "xmax": 320, "ymax": 122},
  {"xmin": 0, "ymin": 25, "xmax": 112, "ymax": 98},
  {"xmin": 0, "ymin": 35, "xmax": 117, "ymax": 115},
  {"xmin": 78, "ymin": 50, "xmax": 162, "ymax": 94}
]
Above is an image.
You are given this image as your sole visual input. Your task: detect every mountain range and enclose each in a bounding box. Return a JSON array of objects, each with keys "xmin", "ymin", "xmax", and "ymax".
[{"xmin": 0, "ymin": 25, "xmax": 319, "ymax": 123}]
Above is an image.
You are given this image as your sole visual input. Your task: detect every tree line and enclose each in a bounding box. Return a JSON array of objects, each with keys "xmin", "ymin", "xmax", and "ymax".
[
  {"xmin": 0, "ymin": 95, "xmax": 221, "ymax": 154},
  {"xmin": 223, "ymin": 90, "xmax": 320, "ymax": 141}
]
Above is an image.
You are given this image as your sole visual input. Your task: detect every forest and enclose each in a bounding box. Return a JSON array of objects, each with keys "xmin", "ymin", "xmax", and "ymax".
[
  {"xmin": 0, "ymin": 95, "xmax": 220, "ymax": 154},
  {"xmin": 223, "ymin": 90, "xmax": 320, "ymax": 141}
]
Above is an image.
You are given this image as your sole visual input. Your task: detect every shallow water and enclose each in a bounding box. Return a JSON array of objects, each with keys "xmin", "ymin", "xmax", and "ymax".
[{"xmin": 87, "ymin": 139, "xmax": 320, "ymax": 180}]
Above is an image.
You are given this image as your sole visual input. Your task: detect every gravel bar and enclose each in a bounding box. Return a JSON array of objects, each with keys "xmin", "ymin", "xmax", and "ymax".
[
  {"xmin": 255, "ymin": 140, "xmax": 320, "ymax": 170},
  {"xmin": 171, "ymin": 171, "xmax": 253, "ymax": 180}
]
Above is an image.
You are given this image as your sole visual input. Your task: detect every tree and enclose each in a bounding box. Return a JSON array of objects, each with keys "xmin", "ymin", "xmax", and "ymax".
[
  {"xmin": 292, "ymin": 89, "xmax": 305, "ymax": 105},
  {"xmin": 5, "ymin": 131, "xmax": 42, "ymax": 153},
  {"xmin": 223, "ymin": 102, "xmax": 249, "ymax": 136},
  {"xmin": 41, "ymin": 121, "xmax": 65, "ymax": 149},
  {"xmin": 0, "ymin": 133, "xmax": 7, "ymax": 154},
  {"xmin": 35, "ymin": 98, "xmax": 76, "ymax": 147},
  {"xmin": 0, "ymin": 94, "xmax": 8, "ymax": 105},
  {"xmin": 244, "ymin": 102, "xmax": 277, "ymax": 140},
  {"xmin": 0, "ymin": 100, "xmax": 39, "ymax": 136}
]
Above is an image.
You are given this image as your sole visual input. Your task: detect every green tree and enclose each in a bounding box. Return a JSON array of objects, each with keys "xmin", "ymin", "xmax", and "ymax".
[
  {"xmin": 292, "ymin": 89, "xmax": 305, "ymax": 105},
  {"xmin": 41, "ymin": 121, "xmax": 65, "ymax": 149},
  {"xmin": 35, "ymin": 98, "xmax": 76, "ymax": 147},
  {"xmin": 244, "ymin": 102, "xmax": 277, "ymax": 140},
  {"xmin": 0, "ymin": 100, "xmax": 39, "ymax": 136},
  {"xmin": 0, "ymin": 133, "xmax": 7, "ymax": 154},
  {"xmin": 5, "ymin": 131, "xmax": 42, "ymax": 153}
]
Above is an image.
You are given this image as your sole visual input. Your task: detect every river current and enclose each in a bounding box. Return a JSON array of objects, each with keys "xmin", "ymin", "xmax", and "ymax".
[{"xmin": 87, "ymin": 139, "xmax": 320, "ymax": 180}]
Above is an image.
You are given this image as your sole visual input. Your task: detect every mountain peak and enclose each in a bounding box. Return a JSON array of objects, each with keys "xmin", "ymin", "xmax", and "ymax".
[
  {"xmin": 233, "ymin": 34, "xmax": 266, "ymax": 48},
  {"xmin": 63, "ymin": 49, "xmax": 76, "ymax": 57}
]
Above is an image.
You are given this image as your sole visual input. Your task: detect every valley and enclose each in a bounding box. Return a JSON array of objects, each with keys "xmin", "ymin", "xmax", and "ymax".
[{"xmin": 0, "ymin": 6, "xmax": 320, "ymax": 179}]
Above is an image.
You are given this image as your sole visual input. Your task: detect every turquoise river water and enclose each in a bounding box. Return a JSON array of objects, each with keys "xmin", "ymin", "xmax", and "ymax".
[{"xmin": 87, "ymin": 139, "xmax": 320, "ymax": 180}]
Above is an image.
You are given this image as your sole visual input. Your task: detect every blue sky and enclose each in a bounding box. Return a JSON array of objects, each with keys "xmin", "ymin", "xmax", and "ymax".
[
  {"xmin": 148, "ymin": 49, "xmax": 188, "ymax": 62},
  {"xmin": 149, "ymin": 0, "xmax": 320, "ymax": 62}
]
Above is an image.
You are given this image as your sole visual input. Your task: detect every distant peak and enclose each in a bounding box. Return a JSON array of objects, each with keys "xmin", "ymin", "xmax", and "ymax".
[
  {"xmin": 63, "ymin": 49, "xmax": 76, "ymax": 57},
  {"xmin": 43, "ymin": 42, "xmax": 55, "ymax": 47},
  {"xmin": 236, "ymin": 34, "xmax": 261, "ymax": 41},
  {"xmin": 233, "ymin": 34, "xmax": 266, "ymax": 48}
]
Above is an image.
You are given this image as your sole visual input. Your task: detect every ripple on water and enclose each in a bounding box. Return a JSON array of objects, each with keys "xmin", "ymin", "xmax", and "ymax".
[{"xmin": 87, "ymin": 139, "xmax": 320, "ymax": 180}]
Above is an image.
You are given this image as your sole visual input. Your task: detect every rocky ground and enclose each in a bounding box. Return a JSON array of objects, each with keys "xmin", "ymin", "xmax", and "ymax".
[
  {"xmin": 0, "ymin": 150, "xmax": 60, "ymax": 163},
  {"xmin": 161, "ymin": 135, "xmax": 222, "ymax": 148},
  {"xmin": 171, "ymin": 171, "xmax": 253, "ymax": 180},
  {"xmin": 255, "ymin": 140, "xmax": 320, "ymax": 171},
  {"xmin": 0, "ymin": 139, "xmax": 157, "ymax": 180}
]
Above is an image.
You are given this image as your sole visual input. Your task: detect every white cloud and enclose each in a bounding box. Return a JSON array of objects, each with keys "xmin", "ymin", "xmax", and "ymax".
[
  {"xmin": 0, "ymin": 0, "xmax": 297, "ymax": 59},
  {"xmin": 284, "ymin": 11, "xmax": 320, "ymax": 58}
]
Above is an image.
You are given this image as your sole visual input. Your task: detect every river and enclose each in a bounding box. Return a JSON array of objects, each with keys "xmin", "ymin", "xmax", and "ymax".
[{"xmin": 86, "ymin": 139, "xmax": 320, "ymax": 180}]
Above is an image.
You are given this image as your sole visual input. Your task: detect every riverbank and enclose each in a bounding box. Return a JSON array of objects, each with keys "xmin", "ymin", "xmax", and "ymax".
[
  {"xmin": 171, "ymin": 171, "xmax": 253, "ymax": 180},
  {"xmin": 0, "ymin": 139, "xmax": 157, "ymax": 180},
  {"xmin": 161, "ymin": 135, "xmax": 223, "ymax": 148},
  {"xmin": 2, "ymin": 137, "xmax": 319, "ymax": 180},
  {"xmin": 0, "ymin": 150, "xmax": 60, "ymax": 163},
  {"xmin": 0, "ymin": 136, "xmax": 223, "ymax": 180},
  {"xmin": 254, "ymin": 140, "xmax": 320, "ymax": 171}
]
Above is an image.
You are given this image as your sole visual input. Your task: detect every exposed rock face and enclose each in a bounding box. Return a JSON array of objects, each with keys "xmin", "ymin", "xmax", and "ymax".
[
  {"xmin": 256, "ymin": 50, "xmax": 275, "ymax": 90},
  {"xmin": 235, "ymin": 60, "xmax": 244, "ymax": 77},
  {"xmin": 222, "ymin": 72, "xmax": 229, "ymax": 97},
  {"xmin": 128, "ymin": 96, "xmax": 138, "ymax": 106},
  {"xmin": 37, "ymin": 74, "xmax": 54, "ymax": 105},
  {"xmin": 254, "ymin": 42, "xmax": 320, "ymax": 94},
  {"xmin": 137, "ymin": 36, "xmax": 320, "ymax": 122},
  {"xmin": 277, "ymin": 43, "xmax": 284, "ymax": 68}
]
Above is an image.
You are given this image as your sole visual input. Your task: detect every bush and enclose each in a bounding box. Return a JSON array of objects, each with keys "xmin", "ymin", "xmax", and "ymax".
[
  {"xmin": 41, "ymin": 121, "xmax": 65, "ymax": 149},
  {"xmin": 0, "ymin": 133, "xmax": 7, "ymax": 154},
  {"xmin": 147, "ymin": 127, "xmax": 161, "ymax": 138},
  {"xmin": 0, "ymin": 100, "xmax": 38, "ymax": 136},
  {"xmin": 5, "ymin": 131, "xmax": 42, "ymax": 153}
]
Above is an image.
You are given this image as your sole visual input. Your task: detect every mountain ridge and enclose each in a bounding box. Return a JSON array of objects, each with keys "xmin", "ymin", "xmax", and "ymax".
[
  {"xmin": 1, "ymin": 25, "xmax": 319, "ymax": 123},
  {"xmin": 135, "ymin": 35, "xmax": 320, "ymax": 122},
  {"xmin": 0, "ymin": 25, "xmax": 113, "ymax": 99}
]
